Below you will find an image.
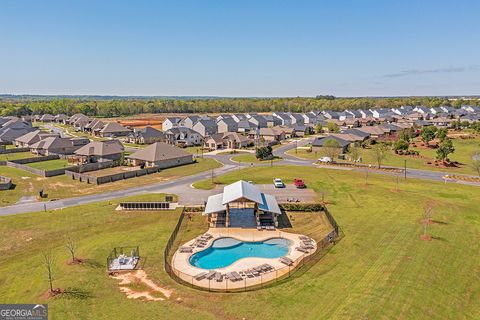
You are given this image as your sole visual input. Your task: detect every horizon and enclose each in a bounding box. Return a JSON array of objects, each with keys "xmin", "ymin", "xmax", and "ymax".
[{"xmin": 1, "ymin": 1, "xmax": 480, "ymax": 96}]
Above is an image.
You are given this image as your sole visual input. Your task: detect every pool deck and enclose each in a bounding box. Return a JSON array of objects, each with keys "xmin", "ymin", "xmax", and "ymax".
[{"xmin": 171, "ymin": 228, "xmax": 318, "ymax": 290}]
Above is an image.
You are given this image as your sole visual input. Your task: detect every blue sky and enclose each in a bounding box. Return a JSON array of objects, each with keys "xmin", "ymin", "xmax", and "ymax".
[{"xmin": 1, "ymin": 0, "xmax": 479, "ymax": 97}]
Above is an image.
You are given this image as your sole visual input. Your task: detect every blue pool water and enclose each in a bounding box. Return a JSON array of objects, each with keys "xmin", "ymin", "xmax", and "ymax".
[{"xmin": 189, "ymin": 237, "xmax": 291, "ymax": 269}]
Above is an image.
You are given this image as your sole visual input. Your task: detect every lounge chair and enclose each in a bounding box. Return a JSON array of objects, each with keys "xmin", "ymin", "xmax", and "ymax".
[
  {"xmin": 245, "ymin": 270, "xmax": 254, "ymax": 278},
  {"xmin": 296, "ymin": 246, "xmax": 309, "ymax": 253},
  {"xmin": 205, "ymin": 270, "xmax": 216, "ymax": 280},
  {"xmin": 279, "ymin": 257, "xmax": 294, "ymax": 266},
  {"xmin": 215, "ymin": 272, "xmax": 223, "ymax": 282},
  {"xmin": 194, "ymin": 272, "xmax": 207, "ymax": 281},
  {"xmin": 299, "ymin": 236, "xmax": 310, "ymax": 241},
  {"xmin": 179, "ymin": 246, "xmax": 193, "ymax": 253},
  {"xmin": 257, "ymin": 226, "xmax": 262, "ymax": 231},
  {"xmin": 231, "ymin": 271, "xmax": 242, "ymax": 281}
]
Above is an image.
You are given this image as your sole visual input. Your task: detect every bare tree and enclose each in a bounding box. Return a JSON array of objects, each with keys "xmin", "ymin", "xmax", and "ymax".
[
  {"xmin": 348, "ymin": 145, "xmax": 362, "ymax": 163},
  {"xmin": 42, "ymin": 251, "xmax": 55, "ymax": 293},
  {"xmin": 372, "ymin": 143, "xmax": 389, "ymax": 168},
  {"xmin": 472, "ymin": 152, "xmax": 480, "ymax": 177},
  {"xmin": 422, "ymin": 204, "xmax": 433, "ymax": 239},
  {"xmin": 65, "ymin": 235, "xmax": 77, "ymax": 262}
]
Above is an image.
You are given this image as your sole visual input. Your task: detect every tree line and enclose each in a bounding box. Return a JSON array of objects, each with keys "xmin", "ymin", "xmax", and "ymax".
[{"xmin": 1, "ymin": 96, "xmax": 479, "ymax": 117}]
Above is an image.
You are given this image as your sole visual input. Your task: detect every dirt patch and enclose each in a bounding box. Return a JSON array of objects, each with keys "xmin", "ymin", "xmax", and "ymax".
[
  {"xmin": 66, "ymin": 258, "xmax": 85, "ymax": 265},
  {"xmin": 111, "ymin": 270, "xmax": 173, "ymax": 302},
  {"xmin": 420, "ymin": 234, "xmax": 432, "ymax": 241},
  {"xmin": 40, "ymin": 288, "xmax": 64, "ymax": 299}
]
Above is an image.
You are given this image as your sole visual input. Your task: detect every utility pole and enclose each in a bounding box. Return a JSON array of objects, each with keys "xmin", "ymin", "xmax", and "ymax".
[{"xmin": 404, "ymin": 159, "xmax": 407, "ymax": 179}]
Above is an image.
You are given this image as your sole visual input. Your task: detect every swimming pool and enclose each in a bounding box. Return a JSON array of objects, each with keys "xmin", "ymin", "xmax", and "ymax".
[{"xmin": 189, "ymin": 237, "xmax": 291, "ymax": 269}]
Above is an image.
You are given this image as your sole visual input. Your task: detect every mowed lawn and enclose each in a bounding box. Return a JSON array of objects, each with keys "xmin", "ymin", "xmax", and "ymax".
[
  {"xmin": 231, "ymin": 153, "xmax": 282, "ymax": 163},
  {"xmin": 26, "ymin": 159, "xmax": 70, "ymax": 170},
  {"xmin": 288, "ymin": 137, "xmax": 480, "ymax": 176},
  {"xmin": 0, "ymin": 167, "xmax": 476, "ymax": 319},
  {"xmin": 0, "ymin": 152, "xmax": 38, "ymax": 161},
  {"xmin": 0, "ymin": 158, "xmax": 221, "ymax": 206}
]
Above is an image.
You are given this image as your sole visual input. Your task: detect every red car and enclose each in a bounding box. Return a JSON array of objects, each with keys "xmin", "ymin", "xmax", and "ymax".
[{"xmin": 293, "ymin": 178, "xmax": 306, "ymax": 188}]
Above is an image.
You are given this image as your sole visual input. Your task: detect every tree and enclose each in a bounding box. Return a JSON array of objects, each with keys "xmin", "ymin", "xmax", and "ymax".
[
  {"xmin": 255, "ymin": 146, "xmax": 273, "ymax": 160},
  {"xmin": 393, "ymin": 139, "xmax": 409, "ymax": 152},
  {"xmin": 322, "ymin": 139, "xmax": 341, "ymax": 160},
  {"xmin": 326, "ymin": 122, "xmax": 340, "ymax": 133},
  {"xmin": 399, "ymin": 128, "xmax": 415, "ymax": 142},
  {"xmin": 436, "ymin": 128, "xmax": 448, "ymax": 142},
  {"xmin": 372, "ymin": 143, "xmax": 389, "ymax": 168},
  {"xmin": 314, "ymin": 123, "xmax": 323, "ymax": 134},
  {"xmin": 421, "ymin": 126, "xmax": 437, "ymax": 146},
  {"xmin": 348, "ymin": 145, "xmax": 362, "ymax": 162},
  {"xmin": 436, "ymin": 138, "xmax": 455, "ymax": 162},
  {"xmin": 65, "ymin": 235, "xmax": 77, "ymax": 263},
  {"xmin": 421, "ymin": 204, "xmax": 433, "ymax": 240},
  {"xmin": 42, "ymin": 251, "xmax": 55, "ymax": 293},
  {"xmin": 471, "ymin": 152, "xmax": 480, "ymax": 177}
]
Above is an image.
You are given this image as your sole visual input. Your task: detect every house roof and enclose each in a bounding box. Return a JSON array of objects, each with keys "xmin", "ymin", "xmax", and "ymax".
[
  {"xmin": 136, "ymin": 126, "xmax": 164, "ymax": 138},
  {"xmin": 29, "ymin": 137, "xmax": 73, "ymax": 150},
  {"xmin": 222, "ymin": 180, "xmax": 264, "ymax": 205},
  {"xmin": 126, "ymin": 142, "xmax": 191, "ymax": 162},
  {"xmin": 74, "ymin": 140, "xmax": 124, "ymax": 156},
  {"xmin": 54, "ymin": 114, "xmax": 69, "ymax": 120},
  {"xmin": 99, "ymin": 122, "xmax": 131, "ymax": 134},
  {"xmin": 14, "ymin": 130, "xmax": 41, "ymax": 144},
  {"xmin": 204, "ymin": 193, "xmax": 227, "ymax": 214},
  {"xmin": 312, "ymin": 136, "xmax": 351, "ymax": 148}
]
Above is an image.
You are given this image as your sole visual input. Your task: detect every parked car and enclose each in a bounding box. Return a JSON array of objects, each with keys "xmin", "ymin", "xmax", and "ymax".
[
  {"xmin": 318, "ymin": 156, "xmax": 332, "ymax": 163},
  {"xmin": 293, "ymin": 178, "xmax": 306, "ymax": 188},
  {"xmin": 273, "ymin": 178, "xmax": 285, "ymax": 188}
]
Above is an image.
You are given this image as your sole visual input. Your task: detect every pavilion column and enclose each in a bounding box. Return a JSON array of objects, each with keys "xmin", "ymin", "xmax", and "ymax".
[
  {"xmin": 254, "ymin": 203, "xmax": 259, "ymax": 226},
  {"xmin": 226, "ymin": 204, "xmax": 229, "ymax": 227}
]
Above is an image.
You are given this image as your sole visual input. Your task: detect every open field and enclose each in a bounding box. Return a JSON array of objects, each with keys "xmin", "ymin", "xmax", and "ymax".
[
  {"xmin": 231, "ymin": 153, "xmax": 282, "ymax": 163},
  {"xmin": 288, "ymin": 136, "xmax": 480, "ymax": 176},
  {"xmin": 26, "ymin": 159, "xmax": 70, "ymax": 170},
  {"xmin": 0, "ymin": 158, "xmax": 221, "ymax": 207},
  {"xmin": 0, "ymin": 167, "xmax": 479, "ymax": 319}
]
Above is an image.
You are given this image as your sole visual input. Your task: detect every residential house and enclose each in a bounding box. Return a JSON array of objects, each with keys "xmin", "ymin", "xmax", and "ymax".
[
  {"xmin": 257, "ymin": 127, "xmax": 286, "ymax": 144},
  {"xmin": 14, "ymin": 130, "xmax": 58, "ymax": 147},
  {"xmin": 165, "ymin": 127, "xmax": 203, "ymax": 147},
  {"xmin": 322, "ymin": 110, "xmax": 340, "ymax": 120},
  {"xmin": 247, "ymin": 114, "xmax": 268, "ymax": 128},
  {"xmin": 126, "ymin": 142, "xmax": 193, "ymax": 168},
  {"xmin": 128, "ymin": 126, "xmax": 165, "ymax": 144},
  {"xmin": 263, "ymin": 115, "xmax": 282, "ymax": 127},
  {"xmin": 29, "ymin": 137, "xmax": 80, "ymax": 156},
  {"xmin": 180, "ymin": 115, "xmax": 200, "ymax": 129},
  {"xmin": 289, "ymin": 113, "xmax": 305, "ymax": 125},
  {"xmin": 162, "ymin": 117, "xmax": 182, "ymax": 131},
  {"xmin": 217, "ymin": 118, "xmax": 238, "ymax": 134},
  {"xmin": 98, "ymin": 122, "xmax": 131, "ymax": 138},
  {"xmin": 192, "ymin": 119, "xmax": 217, "ymax": 137},
  {"xmin": 0, "ymin": 118, "xmax": 36, "ymax": 143},
  {"xmin": 232, "ymin": 114, "xmax": 247, "ymax": 122},
  {"xmin": 39, "ymin": 114, "xmax": 55, "ymax": 122},
  {"xmin": 312, "ymin": 136, "xmax": 351, "ymax": 154},
  {"xmin": 84, "ymin": 119, "xmax": 105, "ymax": 133},
  {"xmin": 54, "ymin": 114, "xmax": 69, "ymax": 123},
  {"xmin": 273, "ymin": 112, "xmax": 292, "ymax": 125},
  {"xmin": 204, "ymin": 132, "xmax": 252, "ymax": 150},
  {"xmin": 74, "ymin": 140, "xmax": 124, "ymax": 163}
]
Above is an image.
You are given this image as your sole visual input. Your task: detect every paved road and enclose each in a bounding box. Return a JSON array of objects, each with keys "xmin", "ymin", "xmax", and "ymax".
[{"xmin": 1, "ymin": 137, "xmax": 478, "ymax": 216}]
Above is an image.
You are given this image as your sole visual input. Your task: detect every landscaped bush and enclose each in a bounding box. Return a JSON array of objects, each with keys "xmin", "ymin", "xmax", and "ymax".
[{"xmin": 280, "ymin": 203, "xmax": 324, "ymax": 212}]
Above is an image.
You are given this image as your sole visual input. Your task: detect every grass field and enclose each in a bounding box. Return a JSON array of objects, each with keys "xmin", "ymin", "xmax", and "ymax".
[
  {"xmin": 0, "ymin": 167, "xmax": 479, "ymax": 319},
  {"xmin": 0, "ymin": 158, "xmax": 221, "ymax": 207},
  {"xmin": 26, "ymin": 159, "xmax": 70, "ymax": 170},
  {"xmin": 0, "ymin": 152, "xmax": 37, "ymax": 161},
  {"xmin": 231, "ymin": 153, "xmax": 282, "ymax": 163},
  {"xmin": 288, "ymin": 137, "xmax": 480, "ymax": 176}
]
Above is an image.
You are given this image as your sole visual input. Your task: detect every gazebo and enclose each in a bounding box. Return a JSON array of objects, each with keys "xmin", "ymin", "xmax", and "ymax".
[{"xmin": 203, "ymin": 180, "xmax": 281, "ymax": 228}]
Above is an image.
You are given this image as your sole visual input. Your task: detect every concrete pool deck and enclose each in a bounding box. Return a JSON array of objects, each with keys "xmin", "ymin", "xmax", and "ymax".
[{"xmin": 171, "ymin": 228, "xmax": 318, "ymax": 290}]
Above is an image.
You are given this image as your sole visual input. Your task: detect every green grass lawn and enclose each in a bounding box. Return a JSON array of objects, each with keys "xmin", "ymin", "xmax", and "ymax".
[
  {"xmin": 0, "ymin": 152, "xmax": 37, "ymax": 162},
  {"xmin": 26, "ymin": 159, "xmax": 71, "ymax": 170},
  {"xmin": 231, "ymin": 153, "xmax": 282, "ymax": 163},
  {"xmin": 288, "ymin": 137, "xmax": 480, "ymax": 175},
  {"xmin": 0, "ymin": 157, "xmax": 221, "ymax": 206},
  {"xmin": 0, "ymin": 168, "xmax": 479, "ymax": 319}
]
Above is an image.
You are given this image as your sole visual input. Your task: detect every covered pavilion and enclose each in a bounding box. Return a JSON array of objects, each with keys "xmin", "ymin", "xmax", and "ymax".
[{"xmin": 203, "ymin": 180, "xmax": 281, "ymax": 228}]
